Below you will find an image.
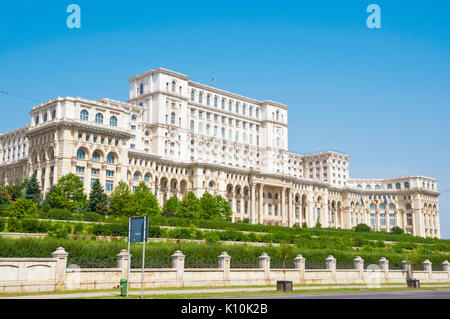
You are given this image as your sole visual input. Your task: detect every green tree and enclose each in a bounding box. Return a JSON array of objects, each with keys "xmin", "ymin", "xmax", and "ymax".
[
  {"xmin": 89, "ymin": 179, "xmax": 108, "ymax": 215},
  {"xmin": 47, "ymin": 173, "xmax": 88, "ymax": 212},
  {"xmin": 354, "ymin": 223, "xmax": 371, "ymax": 232},
  {"xmin": 124, "ymin": 182, "xmax": 159, "ymax": 217},
  {"xmin": 109, "ymin": 181, "xmax": 131, "ymax": 216},
  {"xmin": 22, "ymin": 174, "xmax": 41, "ymax": 204},
  {"xmin": 215, "ymin": 195, "xmax": 232, "ymax": 221},
  {"xmin": 4, "ymin": 179, "xmax": 27, "ymax": 202},
  {"xmin": 278, "ymin": 242, "xmax": 294, "ymax": 280},
  {"xmin": 162, "ymin": 196, "xmax": 180, "ymax": 217},
  {"xmin": 6, "ymin": 198, "xmax": 38, "ymax": 219},
  {"xmin": 390, "ymin": 226, "xmax": 404, "ymax": 235},
  {"xmin": 0, "ymin": 185, "xmax": 10, "ymax": 205},
  {"xmin": 176, "ymin": 191, "xmax": 202, "ymax": 219},
  {"xmin": 200, "ymin": 192, "xmax": 220, "ymax": 219}
]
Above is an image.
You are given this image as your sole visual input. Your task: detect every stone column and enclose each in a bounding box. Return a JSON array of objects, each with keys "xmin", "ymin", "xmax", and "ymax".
[
  {"xmin": 281, "ymin": 187, "xmax": 286, "ymax": 226},
  {"xmin": 251, "ymin": 183, "xmax": 256, "ymax": 225},
  {"xmin": 52, "ymin": 247, "xmax": 69, "ymax": 291},
  {"xmin": 326, "ymin": 255, "xmax": 336, "ymax": 280},
  {"xmin": 116, "ymin": 249, "xmax": 131, "ymax": 279},
  {"xmin": 259, "ymin": 253, "xmax": 271, "ymax": 280},
  {"xmin": 218, "ymin": 252, "xmax": 231, "ymax": 281},
  {"xmin": 258, "ymin": 184, "xmax": 264, "ymax": 225},
  {"xmin": 172, "ymin": 250, "xmax": 185, "ymax": 281},
  {"xmin": 442, "ymin": 260, "xmax": 449, "ymax": 279},
  {"xmin": 402, "ymin": 260, "xmax": 412, "ymax": 280},
  {"xmin": 423, "ymin": 259, "xmax": 432, "ymax": 278},
  {"xmin": 288, "ymin": 189, "xmax": 293, "ymax": 227}
]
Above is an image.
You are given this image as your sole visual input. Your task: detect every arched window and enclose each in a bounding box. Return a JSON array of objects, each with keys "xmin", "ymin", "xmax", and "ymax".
[
  {"xmin": 77, "ymin": 149, "xmax": 86, "ymax": 160},
  {"xmin": 221, "ymin": 127, "xmax": 225, "ymax": 139},
  {"xmin": 214, "ymin": 126, "xmax": 218, "ymax": 137},
  {"xmin": 110, "ymin": 116, "xmax": 118, "ymax": 127},
  {"xmin": 139, "ymin": 83, "xmax": 144, "ymax": 95},
  {"xmin": 276, "ymin": 111, "xmax": 279, "ymax": 121},
  {"xmin": 221, "ymin": 99, "xmax": 225, "ymax": 109},
  {"xmin": 235, "ymin": 103, "xmax": 239, "ymax": 113},
  {"xmin": 379, "ymin": 204, "xmax": 385, "ymax": 210},
  {"xmin": 198, "ymin": 122, "xmax": 203, "ymax": 134},
  {"xmin": 95, "ymin": 113, "xmax": 104, "ymax": 124},
  {"xmin": 107, "ymin": 154, "xmax": 115, "ymax": 164},
  {"xmin": 144, "ymin": 174, "xmax": 150, "ymax": 182},
  {"xmin": 357, "ymin": 184, "xmax": 362, "ymax": 189},
  {"xmin": 92, "ymin": 151, "xmax": 100, "ymax": 161},
  {"xmin": 171, "ymin": 112, "xmax": 176, "ymax": 125},
  {"xmin": 404, "ymin": 182, "xmax": 410, "ymax": 189},
  {"xmin": 43, "ymin": 113, "xmax": 48, "ymax": 122},
  {"xmin": 191, "ymin": 90, "xmax": 195, "ymax": 101},
  {"xmin": 131, "ymin": 115, "xmax": 137, "ymax": 121},
  {"xmin": 80, "ymin": 110, "xmax": 89, "ymax": 121},
  {"xmin": 199, "ymin": 93, "xmax": 203, "ymax": 104},
  {"xmin": 133, "ymin": 173, "xmax": 140, "ymax": 181},
  {"xmin": 274, "ymin": 193, "xmax": 279, "ymax": 200},
  {"xmin": 249, "ymin": 107, "xmax": 253, "ymax": 117},
  {"xmin": 406, "ymin": 204, "xmax": 412, "ymax": 210},
  {"xmin": 389, "ymin": 204, "xmax": 395, "ymax": 210},
  {"xmin": 206, "ymin": 95, "xmax": 211, "ymax": 106},
  {"xmin": 366, "ymin": 185, "xmax": 371, "ymax": 190},
  {"xmin": 206, "ymin": 124, "xmax": 211, "ymax": 136},
  {"xmin": 171, "ymin": 81, "xmax": 176, "ymax": 93},
  {"xmin": 52, "ymin": 110, "xmax": 56, "ymax": 119},
  {"xmin": 395, "ymin": 183, "xmax": 401, "ymax": 190},
  {"xmin": 242, "ymin": 105, "xmax": 246, "ymax": 115},
  {"xmin": 190, "ymin": 120, "xmax": 195, "ymax": 132},
  {"xmin": 228, "ymin": 101, "xmax": 232, "ymax": 112},
  {"xmin": 387, "ymin": 184, "xmax": 392, "ymax": 189},
  {"xmin": 268, "ymin": 193, "xmax": 272, "ymax": 199},
  {"xmin": 370, "ymin": 203, "xmax": 375, "ymax": 210},
  {"xmin": 375, "ymin": 184, "xmax": 381, "ymax": 190},
  {"xmin": 256, "ymin": 109, "xmax": 259, "ymax": 118},
  {"xmin": 214, "ymin": 97, "xmax": 218, "ymax": 107},
  {"xmin": 228, "ymin": 129, "xmax": 232, "ymax": 140}
]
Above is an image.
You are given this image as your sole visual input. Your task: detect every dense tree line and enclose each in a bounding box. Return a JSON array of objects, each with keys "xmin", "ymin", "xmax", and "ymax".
[{"xmin": 0, "ymin": 173, "xmax": 232, "ymax": 221}]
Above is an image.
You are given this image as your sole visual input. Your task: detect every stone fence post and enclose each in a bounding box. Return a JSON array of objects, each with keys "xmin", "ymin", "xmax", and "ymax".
[
  {"xmin": 402, "ymin": 260, "xmax": 412, "ymax": 280},
  {"xmin": 442, "ymin": 260, "xmax": 449, "ymax": 279},
  {"xmin": 294, "ymin": 254, "xmax": 306, "ymax": 279},
  {"xmin": 379, "ymin": 257, "xmax": 389, "ymax": 278},
  {"xmin": 423, "ymin": 259, "xmax": 432, "ymax": 278},
  {"xmin": 52, "ymin": 247, "xmax": 69, "ymax": 291},
  {"xmin": 326, "ymin": 255, "xmax": 336, "ymax": 280},
  {"xmin": 354, "ymin": 256, "xmax": 364, "ymax": 278},
  {"xmin": 259, "ymin": 253, "xmax": 271, "ymax": 280},
  {"xmin": 172, "ymin": 250, "xmax": 185, "ymax": 281},
  {"xmin": 116, "ymin": 249, "xmax": 131, "ymax": 280},
  {"xmin": 218, "ymin": 252, "xmax": 231, "ymax": 281}
]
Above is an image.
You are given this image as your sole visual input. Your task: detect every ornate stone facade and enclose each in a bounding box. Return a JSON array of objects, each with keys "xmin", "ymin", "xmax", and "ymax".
[{"xmin": 0, "ymin": 68, "xmax": 441, "ymax": 238}]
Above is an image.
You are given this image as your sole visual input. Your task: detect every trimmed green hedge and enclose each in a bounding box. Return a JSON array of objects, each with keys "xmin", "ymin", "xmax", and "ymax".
[{"xmin": 0, "ymin": 237, "xmax": 447, "ymax": 268}]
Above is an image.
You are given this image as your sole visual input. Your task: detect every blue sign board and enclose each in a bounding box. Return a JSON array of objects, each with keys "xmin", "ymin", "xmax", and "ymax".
[{"xmin": 129, "ymin": 216, "xmax": 148, "ymax": 243}]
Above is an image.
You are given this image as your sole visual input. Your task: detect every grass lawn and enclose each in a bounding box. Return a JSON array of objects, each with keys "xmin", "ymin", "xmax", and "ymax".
[{"xmin": 77, "ymin": 286, "xmax": 450, "ymax": 299}]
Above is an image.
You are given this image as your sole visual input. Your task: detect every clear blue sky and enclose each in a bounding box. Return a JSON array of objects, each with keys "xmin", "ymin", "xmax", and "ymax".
[{"xmin": 1, "ymin": 1, "xmax": 449, "ymax": 238}]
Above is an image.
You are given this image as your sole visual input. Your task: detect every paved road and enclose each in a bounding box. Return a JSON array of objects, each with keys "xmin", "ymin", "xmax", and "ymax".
[{"xmin": 233, "ymin": 290, "xmax": 450, "ymax": 299}]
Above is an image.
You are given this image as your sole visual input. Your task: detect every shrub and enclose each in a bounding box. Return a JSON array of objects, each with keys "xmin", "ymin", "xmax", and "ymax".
[
  {"xmin": 6, "ymin": 198, "xmax": 38, "ymax": 219},
  {"xmin": 48, "ymin": 208, "xmax": 73, "ymax": 221},
  {"xmin": 204, "ymin": 232, "xmax": 220, "ymax": 245},
  {"xmin": 354, "ymin": 224, "xmax": 371, "ymax": 232},
  {"xmin": 48, "ymin": 227, "xmax": 69, "ymax": 239},
  {"xmin": 83, "ymin": 212, "xmax": 102, "ymax": 222},
  {"xmin": 302, "ymin": 222, "xmax": 307, "ymax": 228},
  {"xmin": 390, "ymin": 226, "xmax": 404, "ymax": 235},
  {"xmin": 0, "ymin": 219, "xmax": 5, "ymax": 232},
  {"xmin": 73, "ymin": 223, "xmax": 84, "ymax": 234}
]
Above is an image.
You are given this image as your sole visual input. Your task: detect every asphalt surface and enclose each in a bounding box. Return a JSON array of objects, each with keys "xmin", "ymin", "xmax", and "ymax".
[{"xmin": 234, "ymin": 290, "xmax": 450, "ymax": 299}]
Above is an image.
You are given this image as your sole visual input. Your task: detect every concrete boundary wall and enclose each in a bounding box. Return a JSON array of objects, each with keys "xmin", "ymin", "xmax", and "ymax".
[{"xmin": 0, "ymin": 248, "xmax": 449, "ymax": 294}]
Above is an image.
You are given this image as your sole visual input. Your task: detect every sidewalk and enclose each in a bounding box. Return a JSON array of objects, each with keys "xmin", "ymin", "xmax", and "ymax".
[{"xmin": 2, "ymin": 284, "xmax": 450, "ymax": 299}]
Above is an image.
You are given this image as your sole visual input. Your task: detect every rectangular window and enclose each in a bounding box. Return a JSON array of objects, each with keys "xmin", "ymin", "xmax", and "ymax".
[
  {"xmin": 389, "ymin": 219, "xmax": 395, "ymax": 226},
  {"xmin": 106, "ymin": 170, "xmax": 114, "ymax": 177},
  {"xmin": 106, "ymin": 180, "xmax": 113, "ymax": 192},
  {"xmin": 90, "ymin": 178, "xmax": 98, "ymax": 188},
  {"xmin": 92, "ymin": 169, "xmax": 99, "ymax": 175},
  {"xmin": 76, "ymin": 166, "xmax": 85, "ymax": 173}
]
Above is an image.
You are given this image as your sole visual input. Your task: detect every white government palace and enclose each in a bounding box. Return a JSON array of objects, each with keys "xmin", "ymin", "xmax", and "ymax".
[{"xmin": 0, "ymin": 67, "xmax": 441, "ymax": 238}]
